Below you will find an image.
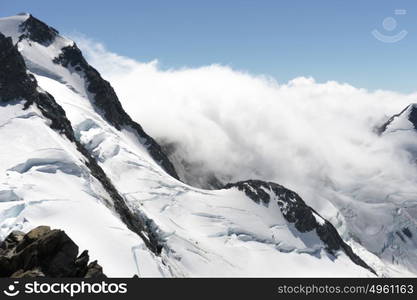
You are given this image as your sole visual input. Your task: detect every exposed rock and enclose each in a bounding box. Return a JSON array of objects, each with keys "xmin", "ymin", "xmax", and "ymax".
[
  {"xmin": 0, "ymin": 226, "xmax": 106, "ymax": 278},
  {"xmin": 0, "ymin": 33, "xmax": 37, "ymax": 103},
  {"xmin": 402, "ymin": 227, "xmax": 413, "ymax": 239},
  {"xmin": 15, "ymin": 225, "xmax": 51, "ymax": 252},
  {"xmin": 24, "ymin": 225, "xmax": 50, "ymax": 241},
  {"xmin": 0, "ymin": 230, "xmax": 25, "ymax": 251},
  {"xmin": 74, "ymin": 250, "xmax": 89, "ymax": 277},
  {"xmin": 409, "ymin": 105, "xmax": 417, "ymax": 129},
  {"xmin": 33, "ymin": 91, "xmax": 76, "ymax": 139},
  {"xmin": 0, "ymin": 32, "xmax": 75, "ymax": 140},
  {"xmin": 79, "ymin": 146, "xmax": 164, "ymax": 254},
  {"xmin": 11, "ymin": 269, "xmax": 45, "ymax": 278},
  {"xmin": 84, "ymin": 261, "xmax": 106, "ymax": 279},
  {"xmin": 224, "ymin": 180, "xmax": 376, "ymax": 274},
  {"xmin": 19, "ymin": 14, "xmax": 58, "ymax": 46},
  {"xmin": 52, "ymin": 44, "xmax": 179, "ymax": 180}
]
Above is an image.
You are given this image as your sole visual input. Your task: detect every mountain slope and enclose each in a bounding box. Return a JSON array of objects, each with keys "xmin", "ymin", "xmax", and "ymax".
[
  {"xmin": 0, "ymin": 13, "xmax": 408, "ymax": 277},
  {"xmin": 0, "ymin": 29, "xmax": 166, "ymax": 277}
]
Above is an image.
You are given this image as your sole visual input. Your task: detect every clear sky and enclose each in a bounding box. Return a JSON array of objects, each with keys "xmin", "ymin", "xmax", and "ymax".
[{"xmin": 1, "ymin": 0, "xmax": 417, "ymax": 92}]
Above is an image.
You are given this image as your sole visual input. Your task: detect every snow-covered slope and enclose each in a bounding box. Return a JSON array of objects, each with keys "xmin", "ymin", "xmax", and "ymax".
[
  {"xmin": 0, "ymin": 29, "xmax": 165, "ymax": 277},
  {"xmin": 0, "ymin": 13, "xmax": 412, "ymax": 277}
]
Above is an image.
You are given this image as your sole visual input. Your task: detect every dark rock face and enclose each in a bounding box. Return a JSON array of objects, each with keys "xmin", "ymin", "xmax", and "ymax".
[
  {"xmin": 402, "ymin": 227, "xmax": 413, "ymax": 239},
  {"xmin": 224, "ymin": 180, "xmax": 376, "ymax": 274},
  {"xmin": 19, "ymin": 14, "xmax": 58, "ymax": 46},
  {"xmin": 33, "ymin": 92, "xmax": 76, "ymax": 139},
  {"xmin": 77, "ymin": 144, "xmax": 164, "ymax": 254},
  {"xmin": 378, "ymin": 104, "xmax": 417, "ymax": 134},
  {"xmin": 0, "ymin": 33, "xmax": 37, "ymax": 103},
  {"xmin": 53, "ymin": 44, "xmax": 179, "ymax": 180},
  {"xmin": 53, "ymin": 45, "xmax": 128, "ymax": 128},
  {"xmin": 0, "ymin": 32, "xmax": 75, "ymax": 140},
  {"xmin": 0, "ymin": 226, "xmax": 106, "ymax": 278},
  {"xmin": 410, "ymin": 106, "xmax": 417, "ymax": 128},
  {"xmin": 0, "ymin": 33, "xmax": 163, "ymax": 256},
  {"xmin": 402, "ymin": 104, "xmax": 417, "ymax": 132}
]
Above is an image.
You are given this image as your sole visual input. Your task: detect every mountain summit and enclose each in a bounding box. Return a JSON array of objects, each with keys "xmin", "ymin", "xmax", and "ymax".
[{"xmin": 379, "ymin": 103, "xmax": 417, "ymax": 134}]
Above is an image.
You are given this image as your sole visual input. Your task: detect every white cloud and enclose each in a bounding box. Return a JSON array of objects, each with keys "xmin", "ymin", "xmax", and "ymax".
[{"xmin": 74, "ymin": 36, "xmax": 417, "ymax": 255}]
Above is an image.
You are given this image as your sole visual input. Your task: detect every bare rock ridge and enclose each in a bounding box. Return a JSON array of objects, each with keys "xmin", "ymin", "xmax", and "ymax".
[
  {"xmin": 0, "ymin": 226, "xmax": 105, "ymax": 278},
  {"xmin": 224, "ymin": 180, "xmax": 376, "ymax": 274},
  {"xmin": 53, "ymin": 44, "xmax": 179, "ymax": 180},
  {"xmin": 0, "ymin": 31, "xmax": 163, "ymax": 255},
  {"xmin": 0, "ymin": 32, "xmax": 37, "ymax": 104}
]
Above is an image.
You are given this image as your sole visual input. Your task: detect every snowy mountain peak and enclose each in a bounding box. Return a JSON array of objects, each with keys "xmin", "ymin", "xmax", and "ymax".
[
  {"xmin": 0, "ymin": 13, "xmax": 58, "ymax": 46},
  {"xmin": 379, "ymin": 103, "xmax": 417, "ymax": 134},
  {"xmin": 0, "ymin": 14, "xmax": 179, "ymax": 180},
  {"xmin": 19, "ymin": 14, "xmax": 59, "ymax": 46}
]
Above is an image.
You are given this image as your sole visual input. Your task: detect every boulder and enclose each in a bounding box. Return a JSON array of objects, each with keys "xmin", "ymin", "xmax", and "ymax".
[{"xmin": 0, "ymin": 226, "xmax": 106, "ymax": 278}]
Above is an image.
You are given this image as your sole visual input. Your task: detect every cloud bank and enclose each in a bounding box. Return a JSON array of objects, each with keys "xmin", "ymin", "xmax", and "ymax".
[{"xmin": 74, "ymin": 37, "xmax": 417, "ymax": 252}]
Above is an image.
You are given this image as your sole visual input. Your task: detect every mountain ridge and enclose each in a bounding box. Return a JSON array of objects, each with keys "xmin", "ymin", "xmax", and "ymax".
[{"xmin": 0, "ymin": 30, "xmax": 163, "ymax": 255}]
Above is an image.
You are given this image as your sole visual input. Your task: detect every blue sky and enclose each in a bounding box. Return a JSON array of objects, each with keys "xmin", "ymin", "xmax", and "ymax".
[{"xmin": 1, "ymin": 0, "xmax": 417, "ymax": 92}]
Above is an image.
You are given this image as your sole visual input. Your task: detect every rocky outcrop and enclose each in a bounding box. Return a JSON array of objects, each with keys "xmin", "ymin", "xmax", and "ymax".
[
  {"xmin": 0, "ymin": 32, "xmax": 37, "ymax": 103},
  {"xmin": 0, "ymin": 226, "xmax": 106, "ymax": 278},
  {"xmin": 52, "ymin": 44, "xmax": 179, "ymax": 180},
  {"xmin": 19, "ymin": 14, "xmax": 58, "ymax": 46},
  {"xmin": 224, "ymin": 180, "xmax": 376, "ymax": 274}
]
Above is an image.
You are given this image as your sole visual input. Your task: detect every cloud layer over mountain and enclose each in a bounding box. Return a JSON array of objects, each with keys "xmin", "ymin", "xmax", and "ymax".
[{"xmin": 75, "ymin": 36, "xmax": 417, "ymax": 223}]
